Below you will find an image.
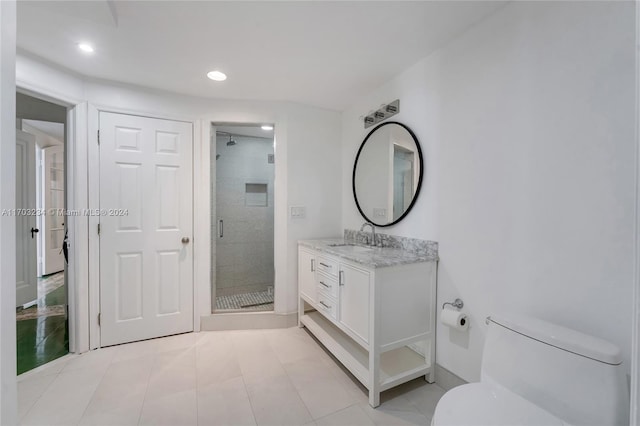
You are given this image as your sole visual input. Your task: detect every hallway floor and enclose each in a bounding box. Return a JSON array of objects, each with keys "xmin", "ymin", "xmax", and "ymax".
[
  {"xmin": 17, "ymin": 327, "xmax": 445, "ymax": 425},
  {"xmin": 17, "ymin": 272, "xmax": 68, "ymax": 375}
]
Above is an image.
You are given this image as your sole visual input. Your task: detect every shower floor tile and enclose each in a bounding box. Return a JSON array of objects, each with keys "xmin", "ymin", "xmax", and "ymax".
[{"xmin": 215, "ymin": 290, "xmax": 274, "ymax": 311}]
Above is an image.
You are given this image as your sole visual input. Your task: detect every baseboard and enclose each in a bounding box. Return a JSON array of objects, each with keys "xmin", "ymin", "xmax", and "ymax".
[
  {"xmin": 434, "ymin": 363, "xmax": 467, "ymax": 391},
  {"xmin": 200, "ymin": 311, "xmax": 297, "ymax": 331}
]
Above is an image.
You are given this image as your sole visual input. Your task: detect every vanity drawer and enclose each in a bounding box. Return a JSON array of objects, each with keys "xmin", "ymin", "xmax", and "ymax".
[
  {"xmin": 316, "ymin": 256, "xmax": 339, "ymax": 278},
  {"xmin": 316, "ymin": 292, "xmax": 338, "ymax": 321},
  {"xmin": 316, "ymin": 273, "xmax": 339, "ymax": 298}
]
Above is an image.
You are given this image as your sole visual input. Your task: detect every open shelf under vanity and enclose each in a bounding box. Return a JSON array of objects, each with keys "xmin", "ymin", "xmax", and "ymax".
[{"xmin": 301, "ymin": 311, "xmax": 431, "ymax": 393}]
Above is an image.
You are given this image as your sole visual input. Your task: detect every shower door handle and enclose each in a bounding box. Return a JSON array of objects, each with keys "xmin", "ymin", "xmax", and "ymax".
[{"xmin": 219, "ymin": 219, "xmax": 223, "ymax": 238}]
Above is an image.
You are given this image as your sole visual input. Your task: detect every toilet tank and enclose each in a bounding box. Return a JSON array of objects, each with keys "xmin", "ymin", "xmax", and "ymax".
[{"xmin": 482, "ymin": 314, "xmax": 628, "ymax": 426}]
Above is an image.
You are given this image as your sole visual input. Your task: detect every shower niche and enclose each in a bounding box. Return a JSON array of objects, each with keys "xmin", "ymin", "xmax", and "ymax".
[
  {"xmin": 212, "ymin": 124, "xmax": 275, "ymax": 312},
  {"xmin": 245, "ymin": 183, "xmax": 268, "ymax": 207}
]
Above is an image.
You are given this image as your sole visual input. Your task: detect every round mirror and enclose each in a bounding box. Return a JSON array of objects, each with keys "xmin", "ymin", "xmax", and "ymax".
[{"xmin": 352, "ymin": 121, "xmax": 423, "ymax": 227}]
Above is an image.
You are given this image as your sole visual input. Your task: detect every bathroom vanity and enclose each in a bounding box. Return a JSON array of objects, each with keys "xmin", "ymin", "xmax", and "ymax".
[{"xmin": 297, "ymin": 235, "xmax": 437, "ymax": 407}]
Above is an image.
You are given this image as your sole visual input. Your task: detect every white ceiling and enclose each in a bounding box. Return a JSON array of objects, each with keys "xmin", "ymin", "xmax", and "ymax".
[{"xmin": 17, "ymin": 1, "xmax": 506, "ymax": 111}]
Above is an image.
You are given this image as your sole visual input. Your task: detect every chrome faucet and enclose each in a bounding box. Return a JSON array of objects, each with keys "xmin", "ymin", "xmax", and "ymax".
[{"xmin": 360, "ymin": 222, "xmax": 377, "ymax": 246}]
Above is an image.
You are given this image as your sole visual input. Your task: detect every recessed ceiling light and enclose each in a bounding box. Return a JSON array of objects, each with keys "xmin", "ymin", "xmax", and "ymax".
[
  {"xmin": 207, "ymin": 70, "xmax": 227, "ymax": 81},
  {"xmin": 261, "ymin": 125, "xmax": 274, "ymax": 131},
  {"xmin": 78, "ymin": 43, "xmax": 94, "ymax": 54}
]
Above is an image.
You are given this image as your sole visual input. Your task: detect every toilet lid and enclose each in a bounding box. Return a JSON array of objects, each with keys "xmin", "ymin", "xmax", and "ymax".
[{"xmin": 432, "ymin": 383, "xmax": 568, "ymax": 426}]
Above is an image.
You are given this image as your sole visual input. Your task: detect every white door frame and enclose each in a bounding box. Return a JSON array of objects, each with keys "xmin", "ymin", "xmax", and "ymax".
[
  {"xmin": 35, "ymin": 144, "xmax": 43, "ymax": 277},
  {"xmin": 87, "ymin": 104, "xmax": 201, "ymax": 349},
  {"xmin": 16, "ymin": 84, "xmax": 88, "ymax": 355},
  {"xmin": 631, "ymin": 3, "xmax": 640, "ymax": 424},
  {"xmin": 15, "ymin": 129, "xmax": 37, "ymax": 308},
  {"xmin": 1, "ymin": 4, "xmax": 17, "ymax": 423},
  {"xmin": 632, "ymin": 144, "xmax": 639, "ymax": 426}
]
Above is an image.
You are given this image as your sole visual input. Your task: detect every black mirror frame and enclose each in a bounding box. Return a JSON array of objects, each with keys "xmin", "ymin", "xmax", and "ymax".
[{"xmin": 352, "ymin": 121, "xmax": 424, "ymax": 227}]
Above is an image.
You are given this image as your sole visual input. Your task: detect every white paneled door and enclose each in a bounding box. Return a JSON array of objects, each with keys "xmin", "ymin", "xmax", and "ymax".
[
  {"xmin": 16, "ymin": 130, "xmax": 38, "ymax": 308},
  {"xmin": 99, "ymin": 112, "xmax": 193, "ymax": 347}
]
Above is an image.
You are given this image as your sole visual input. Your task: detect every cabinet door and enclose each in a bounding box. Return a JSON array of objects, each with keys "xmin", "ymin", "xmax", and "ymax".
[
  {"xmin": 339, "ymin": 263, "xmax": 370, "ymax": 343},
  {"xmin": 298, "ymin": 249, "xmax": 317, "ymax": 303}
]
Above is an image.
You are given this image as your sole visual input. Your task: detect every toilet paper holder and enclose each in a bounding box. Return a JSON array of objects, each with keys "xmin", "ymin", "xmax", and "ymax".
[{"xmin": 442, "ymin": 298, "xmax": 464, "ymax": 310}]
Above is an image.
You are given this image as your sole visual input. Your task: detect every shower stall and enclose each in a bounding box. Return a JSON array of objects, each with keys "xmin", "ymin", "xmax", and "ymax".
[{"xmin": 212, "ymin": 124, "xmax": 275, "ymax": 311}]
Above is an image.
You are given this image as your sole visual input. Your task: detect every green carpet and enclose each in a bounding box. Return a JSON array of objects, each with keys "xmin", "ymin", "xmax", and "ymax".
[
  {"xmin": 17, "ymin": 315, "xmax": 68, "ymax": 375},
  {"xmin": 17, "ymin": 284, "xmax": 69, "ymax": 375},
  {"xmin": 43, "ymin": 285, "xmax": 66, "ymax": 306}
]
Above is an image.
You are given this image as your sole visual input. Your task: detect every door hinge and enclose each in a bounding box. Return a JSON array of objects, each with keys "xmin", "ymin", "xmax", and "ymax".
[
  {"xmin": 97, "ymin": 223, "xmax": 101, "ymax": 235},
  {"xmin": 98, "ymin": 313, "xmax": 101, "ymax": 326},
  {"xmin": 97, "ymin": 130, "xmax": 100, "ymax": 145}
]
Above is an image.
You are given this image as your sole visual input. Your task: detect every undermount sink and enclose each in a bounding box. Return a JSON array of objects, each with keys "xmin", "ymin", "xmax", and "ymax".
[{"xmin": 328, "ymin": 243, "xmax": 374, "ymax": 253}]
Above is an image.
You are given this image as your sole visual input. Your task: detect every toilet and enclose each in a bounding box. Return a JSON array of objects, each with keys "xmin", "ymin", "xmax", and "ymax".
[{"xmin": 432, "ymin": 314, "xmax": 629, "ymax": 425}]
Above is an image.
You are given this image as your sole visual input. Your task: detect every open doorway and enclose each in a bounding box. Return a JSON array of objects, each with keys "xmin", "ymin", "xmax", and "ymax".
[{"xmin": 15, "ymin": 93, "xmax": 68, "ymax": 374}]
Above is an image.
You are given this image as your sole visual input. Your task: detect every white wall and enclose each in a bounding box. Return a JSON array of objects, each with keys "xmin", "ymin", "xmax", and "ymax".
[
  {"xmin": 16, "ymin": 54, "xmax": 343, "ymax": 319},
  {"xmin": 437, "ymin": 0, "xmax": 635, "ymax": 382},
  {"xmin": 342, "ymin": 1, "xmax": 636, "ymax": 383},
  {"xmin": 0, "ymin": 1, "xmax": 17, "ymax": 423},
  {"xmin": 342, "ymin": 56, "xmax": 439, "ymax": 238},
  {"xmin": 284, "ymin": 106, "xmax": 343, "ymax": 311}
]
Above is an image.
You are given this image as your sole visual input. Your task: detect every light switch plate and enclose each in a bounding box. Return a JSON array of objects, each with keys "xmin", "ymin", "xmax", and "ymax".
[{"xmin": 290, "ymin": 206, "xmax": 306, "ymax": 219}]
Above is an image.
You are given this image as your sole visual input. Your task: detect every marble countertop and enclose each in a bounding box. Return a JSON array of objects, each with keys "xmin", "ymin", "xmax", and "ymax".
[{"xmin": 298, "ymin": 238, "xmax": 437, "ymax": 268}]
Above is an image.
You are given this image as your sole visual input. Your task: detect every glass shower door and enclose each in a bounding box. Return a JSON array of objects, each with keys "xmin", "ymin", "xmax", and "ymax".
[{"xmin": 213, "ymin": 126, "xmax": 275, "ymax": 311}]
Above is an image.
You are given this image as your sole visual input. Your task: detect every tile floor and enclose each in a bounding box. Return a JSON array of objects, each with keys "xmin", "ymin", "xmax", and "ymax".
[
  {"xmin": 17, "ymin": 327, "xmax": 446, "ymax": 426},
  {"xmin": 17, "ymin": 272, "xmax": 68, "ymax": 375}
]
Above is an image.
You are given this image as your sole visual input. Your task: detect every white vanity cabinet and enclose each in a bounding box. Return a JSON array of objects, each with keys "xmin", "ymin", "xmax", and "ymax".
[
  {"xmin": 298, "ymin": 248, "xmax": 317, "ymax": 303},
  {"xmin": 297, "ymin": 242, "xmax": 437, "ymax": 408},
  {"xmin": 338, "ymin": 263, "xmax": 370, "ymax": 345}
]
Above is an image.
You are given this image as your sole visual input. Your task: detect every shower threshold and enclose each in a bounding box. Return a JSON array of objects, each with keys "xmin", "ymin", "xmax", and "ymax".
[{"xmin": 240, "ymin": 301, "xmax": 273, "ymax": 308}]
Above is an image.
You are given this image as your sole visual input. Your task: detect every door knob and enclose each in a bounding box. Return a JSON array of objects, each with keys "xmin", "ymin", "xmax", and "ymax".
[
  {"xmin": 30, "ymin": 228, "xmax": 39, "ymax": 239},
  {"xmin": 181, "ymin": 237, "xmax": 190, "ymax": 244}
]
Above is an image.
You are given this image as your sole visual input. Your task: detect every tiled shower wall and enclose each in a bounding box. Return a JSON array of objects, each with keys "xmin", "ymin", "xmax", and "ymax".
[{"xmin": 214, "ymin": 134, "xmax": 275, "ymax": 297}]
